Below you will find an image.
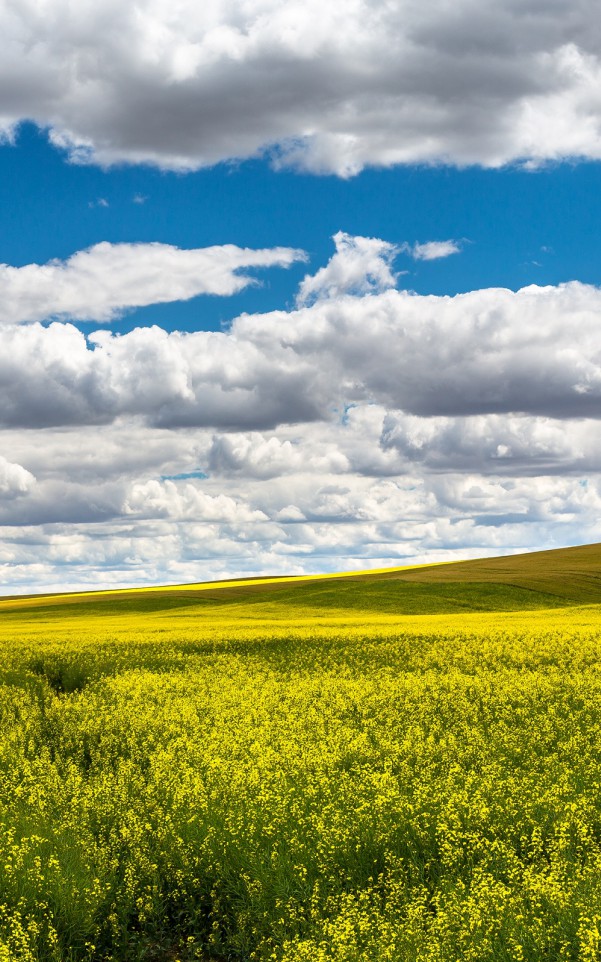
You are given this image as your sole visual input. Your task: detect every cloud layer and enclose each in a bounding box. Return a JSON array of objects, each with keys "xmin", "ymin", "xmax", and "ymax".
[
  {"xmin": 2, "ymin": 278, "xmax": 601, "ymax": 428},
  {"xmin": 2, "ymin": 0, "xmax": 601, "ymax": 174},
  {"xmin": 3, "ymin": 232, "xmax": 601, "ymax": 591},
  {"xmin": 3, "ymin": 416, "xmax": 601, "ymax": 593}
]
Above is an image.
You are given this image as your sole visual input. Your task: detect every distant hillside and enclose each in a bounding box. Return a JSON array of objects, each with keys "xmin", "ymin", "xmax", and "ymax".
[
  {"xmin": 1, "ymin": 542, "xmax": 601, "ymax": 620},
  {"xmin": 347, "ymin": 540, "xmax": 601, "ymax": 607},
  {"xmin": 228, "ymin": 541, "xmax": 601, "ymax": 615}
]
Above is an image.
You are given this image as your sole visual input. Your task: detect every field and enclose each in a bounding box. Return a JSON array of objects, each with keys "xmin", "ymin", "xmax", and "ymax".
[{"xmin": 2, "ymin": 543, "xmax": 601, "ymax": 961}]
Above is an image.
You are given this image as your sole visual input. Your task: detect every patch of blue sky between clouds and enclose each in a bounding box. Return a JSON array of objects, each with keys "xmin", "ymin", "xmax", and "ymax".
[
  {"xmin": 3, "ymin": 125, "xmax": 601, "ymax": 336},
  {"xmin": 160, "ymin": 471, "xmax": 209, "ymax": 481}
]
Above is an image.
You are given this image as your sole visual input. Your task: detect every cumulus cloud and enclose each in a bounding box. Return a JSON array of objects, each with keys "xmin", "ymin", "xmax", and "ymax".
[
  {"xmin": 296, "ymin": 232, "xmax": 399, "ymax": 305},
  {"xmin": 0, "ymin": 456, "xmax": 35, "ymax": 498},
  {"xmin": 0, "ymin": 241, "xmax": 305, "ymax": 325},
  {"xmin": 380, "ymin": 413, "xmax": 601, "ymax": 474},
  {"xmin": 4, "ymin": 231, "xmax": 601, "ymax": 590},
  {"xmin": 123, "ymin": 478, "xmax": 268, "ymax": 522},
  {"xmin": 3, "ymin": 468, "xmax": 601, "ymax": 592},
  {"xmin": 208, "ymin": 431, "xmax": 349, "ymax": 479},
  {"xmin": 3, "ymin": 1, "xmax": 601, "ymax": 174},
  {"xmin": 2, "ymin": 386, "xmax": 601, "ymax": 589},
  {"xmin": 3, "ymin": 273, "xmax": 601, "ymax": 428}
]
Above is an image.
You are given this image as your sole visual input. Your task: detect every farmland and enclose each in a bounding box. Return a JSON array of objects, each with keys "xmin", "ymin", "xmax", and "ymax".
[{"xmin": 2, "ymin": 543, "xmax": 601, "ymax": 961}]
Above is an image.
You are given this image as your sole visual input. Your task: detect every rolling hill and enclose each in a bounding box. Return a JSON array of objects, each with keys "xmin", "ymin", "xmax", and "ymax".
[{"xmin": 1, "ymin": 540, "xmax": 601, "ymax": 619}]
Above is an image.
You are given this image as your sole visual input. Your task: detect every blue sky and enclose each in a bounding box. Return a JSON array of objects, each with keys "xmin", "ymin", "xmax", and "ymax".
[
  {"xmin": 3, "ymin": 0, "xmax": 601, "ymax": 592},
  {"xmin": 5, "ymin": 124, "xmax": 601, "ymax": 333}
]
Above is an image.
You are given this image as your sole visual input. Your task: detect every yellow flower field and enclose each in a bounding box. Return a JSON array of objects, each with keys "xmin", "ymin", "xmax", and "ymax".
[{"xmin": 2, "ymin": 547, "xmax": 601, "ymax": 960}]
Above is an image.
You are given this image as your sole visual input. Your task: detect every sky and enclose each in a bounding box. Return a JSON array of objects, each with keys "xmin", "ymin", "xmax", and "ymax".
[{"xmin": 3, "ymin": 0, "xmax": 601, "ymax": 592}]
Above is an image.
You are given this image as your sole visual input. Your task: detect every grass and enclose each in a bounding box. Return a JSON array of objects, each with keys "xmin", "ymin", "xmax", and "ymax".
[{"xmin": 1, "ymin": 543, "xmax": 601, "ymax": 960}]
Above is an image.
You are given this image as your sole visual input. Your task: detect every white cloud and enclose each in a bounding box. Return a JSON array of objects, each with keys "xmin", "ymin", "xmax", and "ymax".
[
  {"xmin": 208, "ymin": 431, "xmax": 349, "ymax": 479},
  {"xmin": 3, "ymin": 272, "xmax": 601, "ymax": 429},
  {"xmin": 2, "ymin": 470, "xmax": 600, "ymax": 593},
  {"xmin": 296, "ymin": 232, "xmax": 399, "ymax": 305},
  {"xmin": 379, "ymin": 413, "xmax": 601, "ymax": 474},
  {"xmin": 2, "ymin": 1, "xmax": 601, "ymax": 174},
  {"xmin": 123, "ymin": 478, "xmax": 268, "ymax": 522},
  {"xmin": 408, "ymin": 240, "xmax": 462, "ymax": 261},
  {"xmin": 4, "ymin": 233, "xmax": 601, "ymax": 590},
  {"xmin": 0, "ymin": 241, "xmax": 305, "ymax": 325},
  {"xmin": 1, "ymin": 387, "xmax": 601, "ymax": 589},
  {"xmin": 0, "ymin": 456, "xmax": 35, "ymax": 498}
]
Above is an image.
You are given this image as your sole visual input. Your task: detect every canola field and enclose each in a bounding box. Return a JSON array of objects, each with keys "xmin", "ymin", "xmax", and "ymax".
[{"xmin": 2, "ymin": 544, "xmax": 601, "ymax": 961}]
